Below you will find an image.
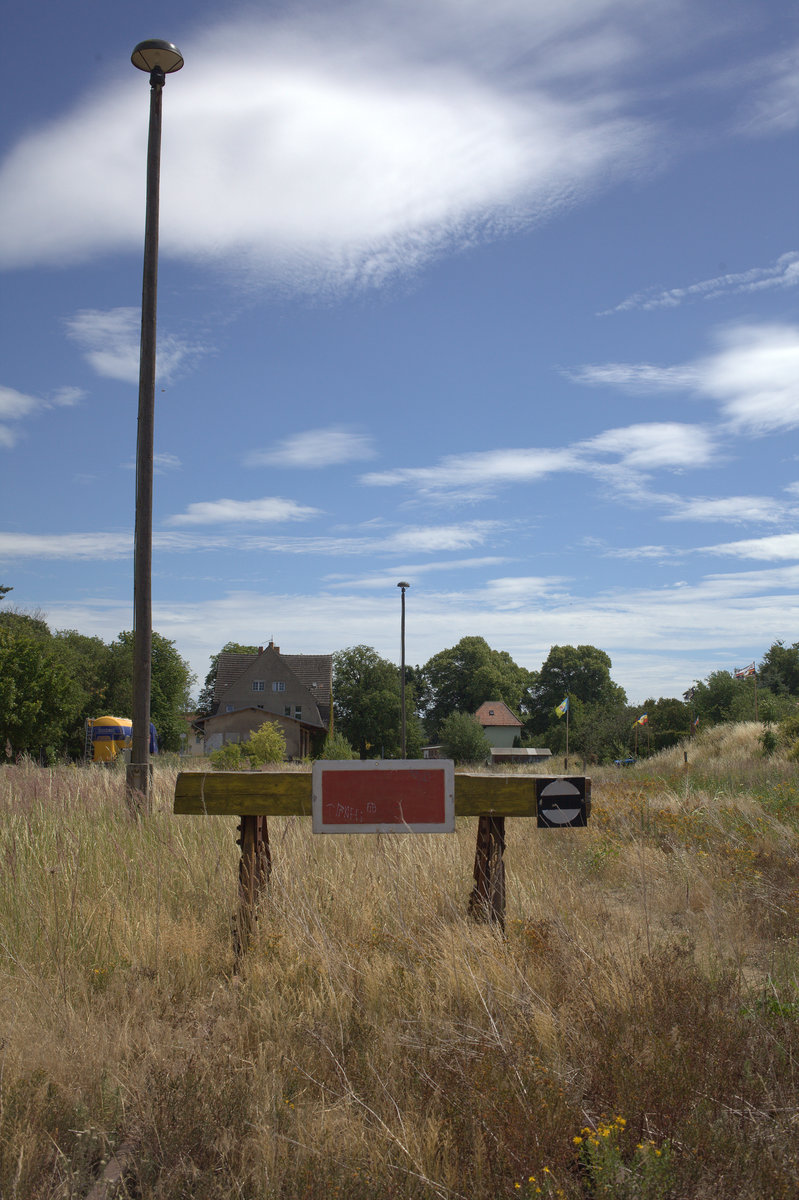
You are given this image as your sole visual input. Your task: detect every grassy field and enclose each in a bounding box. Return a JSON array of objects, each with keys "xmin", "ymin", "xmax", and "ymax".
[{"xmin": 2, "ymin": 726, "xmax": 799, "ymax": 1199}]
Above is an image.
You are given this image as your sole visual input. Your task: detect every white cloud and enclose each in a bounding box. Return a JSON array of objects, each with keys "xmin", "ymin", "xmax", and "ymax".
[
  {"xmin": 573, "ymin": 322, "xmax": 799, "ymax": 436},
  {"xmin": 0, "ymin": 520, "xmax": 501, "ymax": 563},
  {"xmin": 583, "ymin": 422, "xmax": 717, "ymax": 470},
  {"xmin": 700, "ymin": 324, "xmax": 799, "ymax": 435},
  {"xmin": 383, "ymin": 521, "xmax": 500, "ymax": 553},
  {"xmin": 361, "ymin": 421, "xmax": 717, "ymax": 504},
  {"xmin": 663, "ymin": 495, "xmax": 789, "ymax": 524},
  {"xmin": 600, "ymin": 250, "xmax": 799, "ymax": 314},
  {"xmin": 246, "ymin": 428, "xmax": 376, "ymax": 468},
  {"xmin": 737, "ymin": 43, "xmax": 799, "ymax": 135},
  {"xmin": 0, "ymin": 2, "xmax": 658, "ymax": 288},
  {"xmin": 65, "ymin": 308, "xmax": 197, "ymax": 384},
  {"xmin": 362, "ymin": 446, "xmax": 579, "ymax": 494},
  {"xmin": 0, "ymin": 532, "xmax": 132, "ymax": 560},
  {"xmin": 567, "ymin": 363, "xmax": 697, "ymax": 390},
  {"xmin": 701, "ymin": 533, "xmax": 799, "ymax": 562},
  {"xmin": 0, "ymin": 383, "xmax": 85, "ymax": 449},
  {"xmin": 0, "ymin": 386, "xmax": 39, "ymax": 421},
  {"xmin": 166, "ymin": 497, "xmax": 321, "ymax": 526},
  {"xmin": 323, "ymin": 556, "xmax": 509, "ymax": 588}
]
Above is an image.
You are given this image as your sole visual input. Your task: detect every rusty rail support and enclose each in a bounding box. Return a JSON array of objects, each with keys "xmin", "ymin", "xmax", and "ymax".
[
  {"xmin": 234, "ymin": 814, "xmax": 271, "ymax": 959},
  {"xmin": 467, "ymin": 814, "xmax": 506, "ymax": 930}
]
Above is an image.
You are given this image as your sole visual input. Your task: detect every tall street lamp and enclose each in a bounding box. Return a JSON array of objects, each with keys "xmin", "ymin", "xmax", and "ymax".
[
  {"xmin": 397, "ymin": 582, "xmax": 410, "ymax": 758},
  {"xmin": 126, "ymin": 40, "xmax": 184, "ymax": 812}
]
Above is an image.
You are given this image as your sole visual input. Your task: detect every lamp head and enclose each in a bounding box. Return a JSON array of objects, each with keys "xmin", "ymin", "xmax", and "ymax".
[
  {"xmin": 131, "ymin": 40, "xmax": 184, "ymax": 76},
  {"xmin": 397, "ymin": 581, "xmax": 410, "ymax": 590}
]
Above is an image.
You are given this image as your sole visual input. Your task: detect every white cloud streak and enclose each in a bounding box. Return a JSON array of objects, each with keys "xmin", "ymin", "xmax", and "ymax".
[
  {"xmin": 0, "ymin": 520, "xmax": 502, "ymax": 563},
  {"xmin": 65, "ymin": 308, "xmax": 198, "ymax": 384},
  {"xmin": 361, "ymin": 421, "xmax": 718, "ymax": 500},
  {"xmin": 0, "ymin": 383, "xmax": 83, "ymax": 449},
  {"xmin": 701, "ymin": 533, "xmax": 799, "ymax": 562},
  {"xmin": 601, "ymin": 250, "xmax": 799, "ymax": 314},
  {"xmin": 166, "ymin": 497, "xmax": 322, "ymax": 526},
  {"xmin": 246, "ymin": 428, "xmax": 377, "ymax": 468}
]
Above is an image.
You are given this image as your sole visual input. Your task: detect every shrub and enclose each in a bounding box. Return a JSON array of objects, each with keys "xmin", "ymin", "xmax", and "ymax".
[
  {"xmin": 317, "ymin": 731, "xmax": 356, "ymax": 759},
  {"xmin": 208, "ymin": 742, "xmax": 248, "ymax": 770},
  {"xmin": 244, "ymin": 721, "xmax": 286, "ymax": 766}
]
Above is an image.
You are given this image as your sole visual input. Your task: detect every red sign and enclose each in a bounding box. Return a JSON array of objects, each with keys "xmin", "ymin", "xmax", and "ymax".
[{"xmin": 312, "ymin": 760, "xmax": 455, "ymax": 833}]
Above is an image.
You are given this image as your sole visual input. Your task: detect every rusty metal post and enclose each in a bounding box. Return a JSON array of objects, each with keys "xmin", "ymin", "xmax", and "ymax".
[
  {"xmin": 467, "ymin": 814, "xmax": 506, "ymax": 929},
  {"xmin": 235, "ymin": 815, "xmax": 271, "ymax": 958}
]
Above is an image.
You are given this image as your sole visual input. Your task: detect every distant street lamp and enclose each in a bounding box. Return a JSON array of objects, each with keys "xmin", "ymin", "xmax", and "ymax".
[
  {"xmin": 126, "ymin": 40, "xmax": 184, "ymax": 812},
  {"xmin": 397, "ymin": 582, "xmax": 410, "ymax": 758}
]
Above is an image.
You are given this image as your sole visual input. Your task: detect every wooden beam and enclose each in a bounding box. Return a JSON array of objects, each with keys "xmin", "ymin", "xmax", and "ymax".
[{"xmin": 174, "ymin": 770, "xmax": 538, "ymax": 818}]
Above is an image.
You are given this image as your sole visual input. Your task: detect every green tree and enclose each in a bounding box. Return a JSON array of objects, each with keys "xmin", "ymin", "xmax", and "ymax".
[
  {"xmin": 692, "ymin": 671, "xmax": 738, "ymax": 725},
  {"xmin": 333, "ymin": 645, "xmax": 409, "ymax": 759},
  {"xmin": 245, "ymin": 721, "xmax": 287, "ymax": 765},
  {"xmin": 51, "ymin": 630, "xmax": 112, "ymax": 756},
  {"xmin": 639, "ymin": 696, "xmax": 692, "ymax": 753},
  {"xmin": 196, "ymin": 642, "xmax": 260, "ymax": 717},
  {"xmin": 102, "ymin": 631, "xmax": 195, "ymax": 752},
  {"xmin": 527, "ymin": 644, "xmax": 626, "ymax": 737},
  {"xmin": 420, "ymin": 636, "xmax": 534, "ymax": 739},
  {"xmin": 758, "ymin": 641, "xmax": 799, "ymax": 697},
  {"xmin": 0, "ymin": 628, "xmax": 77, "ymax": 758},
  {"xmin": 439, "ymin": 711, "xmax": 491, "ymax": 764}
]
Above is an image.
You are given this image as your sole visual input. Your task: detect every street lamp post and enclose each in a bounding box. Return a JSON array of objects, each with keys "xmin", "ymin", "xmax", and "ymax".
[
  {"xmin": 126, "ymin": 40, "xmax": 183, "ymax": 813},
  {"xmin": 397, "ymin": 582, "xmax": 410, "ymax": 758}
]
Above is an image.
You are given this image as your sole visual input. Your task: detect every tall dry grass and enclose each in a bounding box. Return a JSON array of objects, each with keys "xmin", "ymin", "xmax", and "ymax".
[{"xmin": 2, "ymin": 735, "xmax": 799, "ymax": 1199}]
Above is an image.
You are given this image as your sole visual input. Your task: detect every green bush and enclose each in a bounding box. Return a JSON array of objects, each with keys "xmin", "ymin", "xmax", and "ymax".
[
  {"xmin": 208, "ymin": 742, "xmax": 249, "ymax": 771},
  {"xmin": 317, "ymin": 731, "xmax": 356, "ymax": 759},
  {"xmin": 243, "ymin": 721, "xmax": 286, "ymax": 765}
]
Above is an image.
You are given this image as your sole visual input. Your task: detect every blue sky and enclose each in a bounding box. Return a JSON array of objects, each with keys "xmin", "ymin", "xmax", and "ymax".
[{"xmin": 1, "ymin": 0, "xmax": 797, "ymax": 704}]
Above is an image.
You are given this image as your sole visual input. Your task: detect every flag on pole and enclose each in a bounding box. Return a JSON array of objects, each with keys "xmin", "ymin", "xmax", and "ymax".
[
  {"xmin": 555, "ymin": 697, "xmax": 569, "ymax": 718},
  {"xmin": 633, "ymin": 713, "xmax": 648, "ymax": 726},
  {"xmin": 692, "ymin": 716, "xmax": 700, "ymax": 728},
  {"xmin": 733, "ymin": 663, "xmax": 756, "ymax": 679}
]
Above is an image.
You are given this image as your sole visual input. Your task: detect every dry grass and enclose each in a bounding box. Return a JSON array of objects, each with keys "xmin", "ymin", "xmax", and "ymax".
[{"xmin": 2, "ymin": 734, "xmax": 799, "ymax": 1199}]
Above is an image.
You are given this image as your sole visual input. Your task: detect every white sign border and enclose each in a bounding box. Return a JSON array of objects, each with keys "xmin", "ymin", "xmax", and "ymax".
[{"xmin": 312, "ymin": 759, "xmax": 455, "ymax": 834}]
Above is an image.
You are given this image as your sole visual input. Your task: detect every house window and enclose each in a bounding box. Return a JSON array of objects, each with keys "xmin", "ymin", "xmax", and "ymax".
[
  {"xmin": 252, "ymin": 680, "xmax": 265, "ymax": 691},
  {"xmin": 272, "ymin": 681, "xmax": 286, "ymax": 692},
  {"xmin": 284, "ymin": 706, "xmax": 291, "ymax": 717},
  {"xmin": 225, "ymin": 703, "xmax": 234, "ymax": 713},
  {"xmin": 295, "ymin": 706, "xmax": 302, "ymax": 720}
]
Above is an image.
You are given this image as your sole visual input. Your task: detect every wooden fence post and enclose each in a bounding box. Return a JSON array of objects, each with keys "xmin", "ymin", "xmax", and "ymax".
[
  {"xmin": 467, "ymin": 814, "xmax": 506, "ymax": 929},
  {"xmin": 235, "ymin": 814, "xmax": 271, "ymax": 958}
]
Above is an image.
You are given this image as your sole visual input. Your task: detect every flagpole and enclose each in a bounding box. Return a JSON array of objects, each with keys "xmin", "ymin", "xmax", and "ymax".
[{"xmin": 565, "ymin": 699, "xmax": 570, "ymax": 771}]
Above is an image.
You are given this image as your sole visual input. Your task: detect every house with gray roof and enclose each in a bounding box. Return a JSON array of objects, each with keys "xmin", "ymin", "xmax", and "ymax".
[{"xmin": 199, "ymin": 640, "xmax": 332, "ymax": 759}]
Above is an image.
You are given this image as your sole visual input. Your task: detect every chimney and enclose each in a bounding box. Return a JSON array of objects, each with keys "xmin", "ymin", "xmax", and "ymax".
[{"xmin": 258, "ymin": 646, "xmax": 264, "ymax": 655}]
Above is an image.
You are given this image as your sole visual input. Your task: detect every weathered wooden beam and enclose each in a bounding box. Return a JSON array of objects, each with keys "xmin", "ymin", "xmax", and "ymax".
[
  {"xmin": 235, "ymin": 814, "xmax": 271, "ymax": 959},
  {"xmin": 467, "ymin": 814, "xmax": 506, "ymax": 928},
  {"xmin": 174, "ymin": 770, "xmax": 538, "ymax": 818}
]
